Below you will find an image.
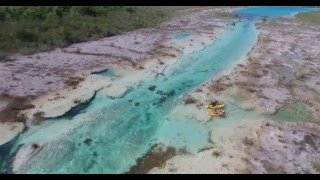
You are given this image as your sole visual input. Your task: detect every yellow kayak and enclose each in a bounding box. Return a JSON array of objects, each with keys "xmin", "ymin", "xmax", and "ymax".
[
  {"xmin": 208, "ymin": 111, "xmax": 225, "ymax": 117},
  {"xmin": 205, "ymin": 103, "xmax": 225, "ymax": 109}
]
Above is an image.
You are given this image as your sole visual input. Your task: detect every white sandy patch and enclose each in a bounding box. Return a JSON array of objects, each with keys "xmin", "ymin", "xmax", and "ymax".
[
  {"xmin": 23, "ymin": 75, "xmax": 112, "ymax": 120},
  {"xmin": 149, "ymin": 119, "xmax": 264, "ymax": 174},
  {"xmin": 0, "ymin": 122, "xmax": 25, "ymax": 145},
  {"xmin": 12, "ymin": 142, "xmax": 45, "ymax": 172}
]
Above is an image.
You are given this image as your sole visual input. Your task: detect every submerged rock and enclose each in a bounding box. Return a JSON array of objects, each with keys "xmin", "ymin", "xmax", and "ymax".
[
  {"xmin": 84, "ymin": 138, "xmax": 93, "ymax": 146},
  {"xmin": 148, "ymin": 85, "xmax": 156, "ymax": 91},
  {"xmin": 156, "ymin": 90, "xmax": 164, "ymax": 95},
  {"xmin": 31, "ymin": 143, "xmax": 39, "ymax": 149}
]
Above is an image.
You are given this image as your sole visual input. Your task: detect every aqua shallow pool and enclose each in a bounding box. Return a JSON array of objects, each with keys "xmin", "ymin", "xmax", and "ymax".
[
  {"xmin": 174, "ymin": 32, "xmax": 192, "ymax": 40},
  {"xmin": 234, "ymin": 6, "xmax": 320, "ymax": 18},
  {"xmin": 0, "ymin": 6, "xmax": 318, "ymax": 174}
]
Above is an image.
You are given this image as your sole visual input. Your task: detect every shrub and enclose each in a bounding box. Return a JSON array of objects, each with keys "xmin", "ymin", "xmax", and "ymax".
[
  {"xmin": 312, "ymin": 161, "xmax": 320, "ymax": 172},
  {"xmin": 0, "ymin": 10, "xmax": 5, "ymax": 21},
  {"xmin": 0, "ymin": 52, "xmax": 13, "ymax": 62},
  {"xmin": 314, "ymin": 92, "xmax": 320, "ymax": 102},
  {"xmin": 78, "ymin": 6, "xmax": 99, "ymax": 16},
  {"xmin": 296, "ymin": 72, "xmax": 307, "ymax": 80},
  {"xmin": 0, "ymin": 6, "xmax": 170, "ymax": 56},
  {"xmin": 33, "ymin": 111, "xmax": 44, "ymax": 122},
  {"xmin": 45, "ymin": 13, "xmax": 60, "ymax": 27},
  {"xmin": 183, "ymin": 96, "xmax": 197, "ymax": 104},
  {"xmin": 16, "ymin": 29, "xmax": 38, "ymax": 42},
  {"xmin": 65, "ymin": 76, "xmax": 85, "ymax": 87}
]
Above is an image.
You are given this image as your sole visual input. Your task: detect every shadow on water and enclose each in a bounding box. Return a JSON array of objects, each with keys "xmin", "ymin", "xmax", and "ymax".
[
  {"xmin": 48, "ymin": 91, "xmax": 98, "ymax": 120},
  {"xmin": 91, "ymin": 68, "xmax": 115, "ymax": 77}
]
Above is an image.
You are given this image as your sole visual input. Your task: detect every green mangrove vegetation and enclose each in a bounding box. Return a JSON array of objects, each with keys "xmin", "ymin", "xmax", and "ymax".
[
  {"xmin": 295, "ymin": 11, "xmax": 320, "ymax": 25},
  {"xmin": 0, "ymin": 6, "xmax": 169, "ymax": 59}
]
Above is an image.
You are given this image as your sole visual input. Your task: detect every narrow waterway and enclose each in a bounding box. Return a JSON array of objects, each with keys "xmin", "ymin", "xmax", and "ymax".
[{"xmin": 1, "ymin": 6, "xmax": 319, "ymax": 174}]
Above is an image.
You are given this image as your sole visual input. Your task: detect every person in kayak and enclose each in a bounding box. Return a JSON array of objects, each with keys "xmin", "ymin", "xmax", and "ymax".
[
  {"xmin": 219, "ymin": 109, "xmax": 225, "ymax": 116},
  {"xmin": 211, "ymin": 99, "xmax": 218, "ymax": 106}
]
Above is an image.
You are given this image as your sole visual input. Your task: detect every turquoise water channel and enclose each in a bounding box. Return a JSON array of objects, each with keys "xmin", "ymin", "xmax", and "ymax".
[
  {"xmin": 234, "ymin": 6, "xmax": 320, "ymax": 18},
  {"xmin": 0, "ymin": 6, "xmax": 318, "ymax": 174}
]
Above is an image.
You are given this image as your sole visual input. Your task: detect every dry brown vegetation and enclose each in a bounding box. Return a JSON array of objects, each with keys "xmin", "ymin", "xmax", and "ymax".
[{"xmin": 0, "ymin": 94, "xmax": 29, "ymax": 122}]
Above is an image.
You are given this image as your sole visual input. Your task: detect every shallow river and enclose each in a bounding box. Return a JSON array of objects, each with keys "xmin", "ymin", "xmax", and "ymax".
[{"xmin": 1, "ymin": 6, "xmax": 319, "ymax": 174}]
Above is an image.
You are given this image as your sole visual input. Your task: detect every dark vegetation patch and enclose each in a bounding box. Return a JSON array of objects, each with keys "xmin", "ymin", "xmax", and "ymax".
[
  {"xmin": 0, "ymin": 6, "xmax": 169, "ymax": 57},
  {"xmin": 314, "ymin": 92, "xmax": 320, "ymax": 102},
  {"xmin": 0, "ymin": 54, "xmax": 14, "ymax": 63},
  {"xmin": 0, "ymin": 94, "xmax": 30, "ymax": 122},
  {"xmin": 300, "ymin": 134, "xmax": 318, "ymax": 151},
  {"xmin": 242, "ymin": 137, "xmax": 254, "ymax": 146},
  {"xmin": 209, "ymin": 84, "xmax": 227, "ymax": 92},
  {"xmin": 240, "ymin": 70, "xmax": 263, "ymax": 78},
  {"xmin": 212, "ymin": 150, "xmax": 221, "ymax": 157},
  {"xmin": 312, "ymin": 161, "xmax": 320, "ymax": 173},
  {"xmin": 127, "ymin": 143, "xmax": 188, "ymax": 174},
  {"xmin": 296, "ymin": 72, "xmax": 308, "ymax": 81},
  {"xmin": 183, "ymin": 95, "xmax": 197, "ymax": 104},
  {"xmin": 64, "ymin": 76, "xmax": 85, "ymax": 88},
  {"xmin": 32, "ymin": 111, "xmax": 45, "ymax": 124},
  {"xmin": 295, "ymin": 11, "xmax": 320, "ymax": 25},
  {"xmin": 261, "ymin": 160, "xmax": 286, "ymax": 174},
  {"xmin": 11, "ymin": 103, "xmax": 35, "ymax": 111}
]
